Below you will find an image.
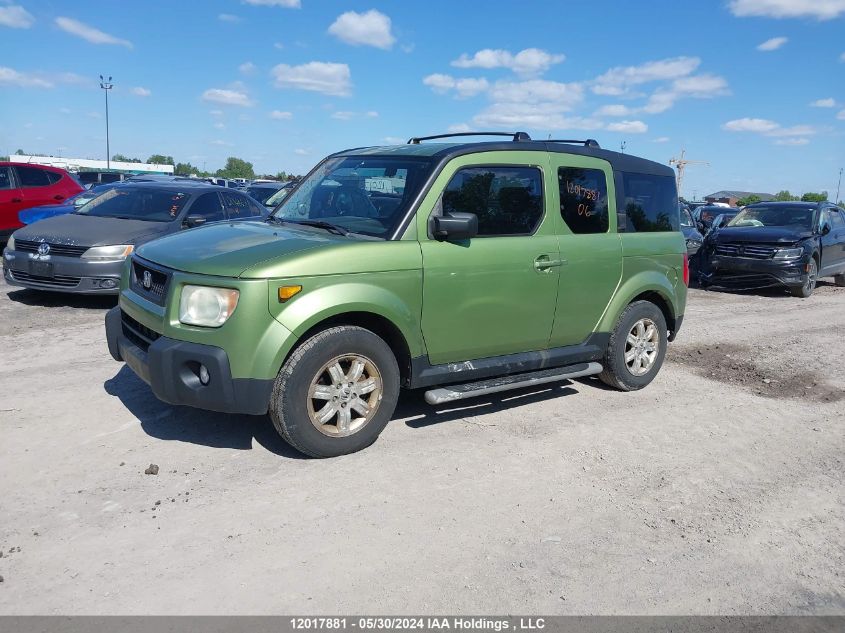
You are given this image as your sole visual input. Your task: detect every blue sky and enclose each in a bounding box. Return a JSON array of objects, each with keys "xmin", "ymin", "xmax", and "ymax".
[{"xmin": 1, "ymin": 0, "xmax": 844, "ymax": 199}]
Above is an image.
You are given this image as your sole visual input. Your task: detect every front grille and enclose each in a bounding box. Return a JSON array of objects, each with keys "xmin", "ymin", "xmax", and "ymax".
[
  {"xmin": 121, "ymin": 310, "xmax": 160, "ymax": 353},
  {"xmin": 715, "ymin": 243, "xmax": 776, "ymax": 259},
  {"xmin": 15, "ymin": 240, "xmax": 88, "ymax": 258},
  {"xmin": 130, "ymin": 258, "xmax": 170, "ymax": 305},
  {"xmin": 10, "ymin": 270, "xmax": 81, "ymax": 287}
]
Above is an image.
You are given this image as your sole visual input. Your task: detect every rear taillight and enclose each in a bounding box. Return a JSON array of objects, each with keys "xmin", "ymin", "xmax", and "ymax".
[{"xmin": 683, "ymin": 253, "xmax": 690, "ymax": 286}]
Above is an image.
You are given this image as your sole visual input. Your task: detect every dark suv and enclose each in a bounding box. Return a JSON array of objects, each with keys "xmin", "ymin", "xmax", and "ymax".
[{"xmin": 699, "ymin": 201, "xmax": 845, "ymax": 297}]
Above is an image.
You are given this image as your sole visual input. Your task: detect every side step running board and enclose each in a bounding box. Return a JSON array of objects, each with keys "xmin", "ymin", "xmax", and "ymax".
[{"xmin": 424, "ymin": 362, "xmax": 603, "ymax": 405}]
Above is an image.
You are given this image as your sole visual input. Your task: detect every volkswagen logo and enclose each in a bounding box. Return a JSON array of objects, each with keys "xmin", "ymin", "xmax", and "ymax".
[
  {"xmin": 37, "ymin": 241, "xmax": 50, "ymax": 256},
  {"xmin": 142, "ymin": 270, "xmax": 152, "ymax": 289}
]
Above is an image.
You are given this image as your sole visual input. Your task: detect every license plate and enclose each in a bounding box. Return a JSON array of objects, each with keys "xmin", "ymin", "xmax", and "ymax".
[{"xmin": 29, "ymin": 260, "xmax": 53, "ymax": 277}]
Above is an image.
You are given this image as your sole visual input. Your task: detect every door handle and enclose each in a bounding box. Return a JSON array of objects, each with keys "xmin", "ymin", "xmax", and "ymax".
[
  {"xmin": 533, "ymin": 255, "xmax": 565, "ymax": 271},
  {"xmin": 53, "ymin": 195, "xmax": 65, "ymax": 201},
  {"xmin": 12, "ymin": 197, "xmax": 23, "ymax": 203}
]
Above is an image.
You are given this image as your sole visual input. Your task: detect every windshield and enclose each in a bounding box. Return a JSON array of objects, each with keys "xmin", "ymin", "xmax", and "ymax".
[
  {"xmin": 728, "ymin": 206, "xmax": 815, "ymax": 230},
  {"xmin": 265, "ymin": 186, "xmax": 292, "ymax": 208},
  {"xmin": 75, "ymin": 187, "xmax": 191, "ymax": 222},
  {"xmin": 680, "ymin": 208, "xmax": 694, "ymax": 227},
  {"xmin": 246, "ymin": 185, "xmax": 280, "ymax": 204},
  {"xmin": 272, "ymin": 156, "xmax": 434, "ymax": 238}
]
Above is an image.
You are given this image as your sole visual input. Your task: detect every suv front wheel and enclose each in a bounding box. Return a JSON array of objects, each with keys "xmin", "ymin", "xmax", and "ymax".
[
  {"xmin": 599, "ymin": 301, "xmax": 668, "ymax": 391},
  {"xmin": 270, "ymin": 326, "xmax": 400, "ymax": 457}
]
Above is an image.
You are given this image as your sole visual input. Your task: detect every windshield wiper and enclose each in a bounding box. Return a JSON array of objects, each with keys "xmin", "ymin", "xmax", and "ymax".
[
  {"xmin": 265, "ymin": 215, "xmax": 286, "ymax": 225},
  {"xmin": 284, "ymin": 219, "xmax": 349, "ymax": 236}
]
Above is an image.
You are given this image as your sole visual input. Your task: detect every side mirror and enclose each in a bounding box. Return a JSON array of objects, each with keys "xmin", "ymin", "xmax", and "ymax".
[
  {"xmin": 430, "ymin": 212, "xmax": 478, "ymax": 241},
  {"xmin": 183, "ymin": 215, "xmax": 207, "ymax": 228},
  {"xmin": 821, "ymin": 223, "xmax": 831, "ymax": 236}
]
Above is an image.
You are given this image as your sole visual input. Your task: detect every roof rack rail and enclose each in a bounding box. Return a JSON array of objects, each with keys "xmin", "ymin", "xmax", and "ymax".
[
  {"xmin": 407, "ymin": 131, "xmax": 531, "ymax": 144},
  {"xmin": 546, "ymin": 139, "xmax": 601, "ymax": 149}
]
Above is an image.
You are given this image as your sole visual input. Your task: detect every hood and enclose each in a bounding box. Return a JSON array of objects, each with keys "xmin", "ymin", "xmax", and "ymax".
[
  {"xmin": 14, "ymin": 213, "xmax": 173, "ymax": 247},
  {"xmin": 135, "ymin": 220, "xmax": 345, "ymax": 277},
  {"xmin": 711, "ymin": 225, "xmax": 814, "ymax": 245},
  {"xmin": 18, "ymin": 204, "xmax": 75, "ymax": 225}
]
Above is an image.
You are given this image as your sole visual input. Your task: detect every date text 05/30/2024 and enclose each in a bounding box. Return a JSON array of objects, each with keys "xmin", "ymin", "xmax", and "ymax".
[{"xmin": 290, "ymin": 617, "xmax": 546, "ymax": 631}]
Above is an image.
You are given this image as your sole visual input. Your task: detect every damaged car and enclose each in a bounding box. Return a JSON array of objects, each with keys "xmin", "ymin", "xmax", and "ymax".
[{"xmin": 699, "ymin": 201, "xmax": 845, "ymax": 297}]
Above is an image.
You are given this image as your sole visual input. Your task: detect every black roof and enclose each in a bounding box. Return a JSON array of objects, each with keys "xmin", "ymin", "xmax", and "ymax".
[
  {"xmin": 745, "ymin": 201, "xmax": 830, "ymax": 208},
  {"xmin": 336, "ymin": 138, "xmax": 674, "ymax": 178},
  {"xmin": 111, "ymin": 181, "xmax": 225, "ymax": 192}
]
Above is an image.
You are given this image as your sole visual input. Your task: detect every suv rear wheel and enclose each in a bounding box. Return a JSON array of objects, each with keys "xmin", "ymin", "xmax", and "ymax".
[
  {"xmin": 269, "ymin": 326, "xmax": 400, "ymax": 457},
  {"xmin": 599, "ymin": 301, "xmax": 668, "ymax": 391}
]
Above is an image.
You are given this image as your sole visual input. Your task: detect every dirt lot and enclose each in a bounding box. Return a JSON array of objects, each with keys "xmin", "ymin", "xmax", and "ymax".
[{"xmin": 0, "ymin": 276, "xmax": 843, "ymax": 615}]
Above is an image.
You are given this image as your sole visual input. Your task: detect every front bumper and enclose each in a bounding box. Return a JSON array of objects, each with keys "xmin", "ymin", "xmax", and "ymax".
[
  {"xmin": 699, "ymin": 255, "xmax": 809, "ymax": 290},
  {"xmin": 3, "ymin": 249, "xmax": 123, "ymax": 294},
  {"xmin": 105, "ymin": 306, "xmax": 273, "ymax": 415}
]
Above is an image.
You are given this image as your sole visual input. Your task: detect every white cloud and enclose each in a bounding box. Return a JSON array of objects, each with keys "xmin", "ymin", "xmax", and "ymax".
[
  {"xmin": 422, "ymin": 74, "xmax": 489, "ymax": 98},
  {"xmin": 722, "ymin": 118, "xmax": 781, "ymax": 132},
  {"xmin": 131, "ymin": 86, "xmax": 151, "ymax": 97},
  {"xmin": 473, "ymin": 103, "xmax": 601, "ymax": 131},
  {"xmin": 489, "ymin": 80, "xmax": 584, "ymax": 108},
  {"xmin": 723, "ymin": 118, "xmax": 817, "ymax": 145},
  {"xmin": 383, "ymin": 136, "xmax": 405, "ymax": 144},
  {"xmin": 652, "ymin": 137, "xmax": 671, "ymax": 143},
  {"xmin": 272, "ymin": 61, "xmax": 351, "ymax": 96},
  {"xmin": 592, "ymin": 56, "xmax": 700, "ymax": 95},
  {"xmin": 243, "ymin": 0, "xmax": 300, "ymax": 7},
  {"xmin": 54, "ymin": 17, "xmax": 132, "ymax": 48},
  {"xmin": 294, "ymin": 148, "xmax": 308, "ymax": 155},
  {"xmin": 87, "ymin": 111, "xmax": 102, "ymax": 119},
  {"xmin": 0, "ymin": 5, "xmax": 35, "ymax": 28},
  {"xmin": 447, "ymin": 123, "xmax": 473, "ymax": 133},
  {"xmin": 213, "ymin": 122, "xmax": 225, "ymax": 129},
  {"xmin": 729, "ymin": 0, "xmax": 845, "ymax": 20},
  {"xmin": 0, "ymin": 66, "xmax": 53, "ymax": 88},
  {"xmin": 606, "ymin": 120, "xmax": 648, "ymax": 134},
  {"xmin": 218, "ymin": 13, "xmax": 242, "ymax": 23},
  {"xmin": 328, "ymin": 10, "xmax": 395, "ymax": 49},
  {"xmin": 451, "ymin": 48, "xmax": 565, "ymax": 76},
  {"xmin": 209, "ymin": 109, "xmax": 224, "ymax": 116},
  {"xmin": 841, "ymin": 52, "xmax": 845, "ymax": 62},
  {"xmin": 59, "ymin": 107, "xmax": 71, "ymax": 114},
  {"xmin": 642, "ymin": 74, "xmax": 730, "ymax": 113},
  {"xmin": 838, "ymin": 109, "xmax": 845, "ymax": 120},
  {"xmin": 201, "ymin": 88, "xmax": 254, "ymax": 107},
  {"xmin": 757, "ymin": 36, "xmax": 788, "ymax": 51},
  {"xmin": 594, "ymin": 104, "xmax": 632, "ymax": 117},
  {"xmin": 239, "ymin": 61, "xmax": 257, "ymax": 75},
  {"xmin": 211, "ymin": 140, "xmax": 233, "ymax": 146},
  {"xmin": 274, "ymin": 42, "xmax": 284, "ymax": 49},
  {"xmin": 269, "ymin": 110, "xmax": 293, "ymax": 119},
  {"xmin": 331, "ymin": 110, "xmax": 379, "ymax": 120},
  {"xmin": 810, "ymin": 98, "xmax": 836, "ymax": 107}
]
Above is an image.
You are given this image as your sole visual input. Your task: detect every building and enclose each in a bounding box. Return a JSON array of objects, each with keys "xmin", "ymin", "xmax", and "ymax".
[
  {"xmin": 12, "ymin": 155, "xmax": 174, "ymax": 176},
  {"xmin": 704, "ymin": 190, "xmax": 775, "ymax": 206}
]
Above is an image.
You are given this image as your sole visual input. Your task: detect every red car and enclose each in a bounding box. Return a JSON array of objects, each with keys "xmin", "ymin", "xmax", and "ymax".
[{"xmin": 0, "ymin": 162, "xmax": 84, "ymax": 240}]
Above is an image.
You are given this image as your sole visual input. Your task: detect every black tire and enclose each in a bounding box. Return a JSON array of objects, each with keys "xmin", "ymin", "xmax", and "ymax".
[
  {"xmin": 599, "ymin": 301, "xmax": 668, "ymax": 392},
  {"xmin": 789, "ymin": 257, "xmax": 818, "ymax": 298},
  {"xmin": 269, "ymin": 326, "xmax": 400, "ymax": 458},
  {"xmin": 834, "ymin": 273, "xmax": 845, "ymax": 287}
]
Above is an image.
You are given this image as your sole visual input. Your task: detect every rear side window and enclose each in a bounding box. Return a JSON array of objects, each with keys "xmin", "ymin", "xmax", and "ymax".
[
  {"xmin": 0, "ymin": 167, "xmax": 12, "ymax": 190},
  {"xmin": 222, "ymin": 191, "xmax": 256, "ymax": 219},
  {"xmin": 16, "ymin": 166, "xmax": 52, "ymax": 187},
  {"xmin": 621, "ymin": 173, "xmax": 678, "ymax": 232},
  {"xmin": 442, "ymin": 166, "xmax": 543, "ymax": 237},
  {"xmin": 558, "ymin": 167, "xmax": 609, "ymax": 234},
  {"xmin": 828, "ymin": 209, "xmax": 845, "ymax": 229}
]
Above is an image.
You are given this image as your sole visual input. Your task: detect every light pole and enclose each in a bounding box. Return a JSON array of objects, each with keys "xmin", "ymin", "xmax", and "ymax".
[
  {"xmin": 99, "ymin": 75, "xmax": 113, "ymax": 169},
  {"xmin": 836, "ymin": 167, "xmax": 843, "ymax": 205}
]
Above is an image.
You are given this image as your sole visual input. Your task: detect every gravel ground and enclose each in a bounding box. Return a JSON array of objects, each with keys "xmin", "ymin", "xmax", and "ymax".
[{"xmin": 0, "ymin": 276, "xmax": 843, "ymax": 615}]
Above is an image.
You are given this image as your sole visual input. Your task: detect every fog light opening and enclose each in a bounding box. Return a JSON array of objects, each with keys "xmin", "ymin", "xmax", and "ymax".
[
  {"xmin": 198, "ymin": 364, "xmax": 210, "ymax": 386},
  {"xmin": 100, "ymin": 278, "xmax": 117, "ymax": 289}
]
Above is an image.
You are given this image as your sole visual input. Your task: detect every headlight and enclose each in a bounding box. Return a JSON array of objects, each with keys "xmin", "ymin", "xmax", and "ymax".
[
  {"xmin": 179, "ymin": 285, "xmax": 239, "ymax": 328},
  {"xmin": 773, "ymin": 247, "xmax": 803, "ymax": 260},
  {"xmin": 81, "ymin": 244, "xmax": 134, "ymax": 260}
]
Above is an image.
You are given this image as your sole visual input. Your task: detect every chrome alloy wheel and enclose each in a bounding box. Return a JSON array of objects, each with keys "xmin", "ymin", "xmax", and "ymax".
[
  {"xmin": 804, "ymin": 258, "xmax": 818, "ymax": 295},
  {"xmin": 624, "ymin": 318, "xmax": 659, "ymax": 377},
  {"xmin": 306, "ymin": 354, "xmax": 383, "ymax": 437}
]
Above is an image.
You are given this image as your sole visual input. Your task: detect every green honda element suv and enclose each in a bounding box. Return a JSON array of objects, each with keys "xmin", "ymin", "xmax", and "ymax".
[{"xmin": 105, "ymin": 132, "xmax": 688, "ymax": 457}]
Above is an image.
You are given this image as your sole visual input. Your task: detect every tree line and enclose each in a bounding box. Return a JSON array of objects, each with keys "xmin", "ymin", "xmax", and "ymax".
[{"xmin": 736, "ymin": 190, "xmax": 840, "ymax": 207}]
